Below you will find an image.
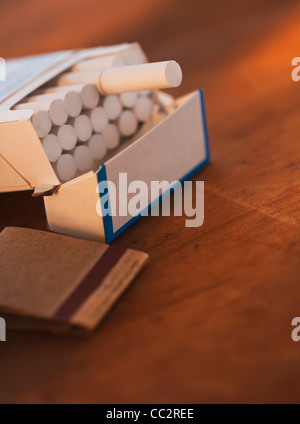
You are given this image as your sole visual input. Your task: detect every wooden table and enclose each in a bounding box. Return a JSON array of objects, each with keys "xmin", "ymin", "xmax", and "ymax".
[{"xmin": 1, "ymin": 0, "xmax": 300, "ymax": 404}]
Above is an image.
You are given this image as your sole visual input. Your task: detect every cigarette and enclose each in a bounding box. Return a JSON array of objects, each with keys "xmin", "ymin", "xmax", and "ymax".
[
  {"xmin": 63, "ymin": 91, "xmax": 83, "ymax": 117},
  {"xmin": 57, "ymin": 70, "xmax": 100, "ymax": 87},
  {"xmin": 125, "ymin": 48, "xmax": 146, "ymax": 65},
  {"xmin": 31, "ymin": 110, "xmax": 52, "ymax": 138},
  {"xmin": 156, "ymin": 91, "xmax": 176, "ymax": 114},
  {"xmin": 88, "ymin": 107, "xmax": 109, "ymax": 133},
  {"xmin": 42, "ymin": 84, "xmax": 100, "ymax": 110},
  {"xmin": 117, "ymin": 110, "xmax": 138, "ymax": 137},
  {"xmin": 15, "ymin": 98, "xmax": 68, "ymax": 127},
  {"xmin": 42, "ymin": 134, "xmax": 63, "ymax": 163},
  {"xmin": 134, "ymin": 96, "xmax": 154, "ymax": 122},
  {"xmin": 138, "ymin": 90, "xmax": 151, "ymax": 97},
  {"xmin": 56, "ymin": 61, "xmax": 183, "ymax": 94},
  {"xmin": 52, "ymin": 125, "xmax": 77, "ymax": 151},
  {"xmin": 102, "ymin": 124, "xmax": 120, "ymax": 150},
  {"xmin": 57, "ymin": 154, "xmax": 77, "ymax": 182},
  {"xmin": 73, "ymin": 145, "xmax": 94, "ymax": 173},
  {"xmin": 119, "ymin": 92, "xmax": 138, "ymax": 108},
  {"xmin": 26, "ymin": 91, "xmax": 82, "ymax": 118},
  {"xmin": 72, "ymin": 54, "xmax": 127, "ymax": 72},
  {"xmin": 80, "ymin": 84, "xmax": 100, "ymax": 110},
  {"xmin": 88, "ymin": 134, "xmax": 107, "ymax": 160},
  {"xmin": 101, "ymin": 61, "xmax": 183, "ymax": 94},
  {"xmin": 70, "ymin": 115, "xmax": 93, "ymax": 142},
  {"xmin": 103, "ymin": 95, "xmax": 123, "ymax": 120}
]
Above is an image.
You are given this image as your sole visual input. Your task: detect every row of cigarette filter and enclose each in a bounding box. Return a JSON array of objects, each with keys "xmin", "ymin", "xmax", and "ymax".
[{"xmin": 14, "ymin": 49, "xmax": 182, "ymax": 183}]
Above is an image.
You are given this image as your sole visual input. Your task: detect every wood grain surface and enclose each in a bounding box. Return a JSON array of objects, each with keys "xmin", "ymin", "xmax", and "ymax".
[{"xmin": 1, "ymin": 0, "xmax": 300, "ymax": 404}]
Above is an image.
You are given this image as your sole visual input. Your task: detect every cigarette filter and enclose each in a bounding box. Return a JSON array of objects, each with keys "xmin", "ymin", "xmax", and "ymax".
[{"xmin": 102, "ymin": 124, "xmax": 120, "ymax": 150}]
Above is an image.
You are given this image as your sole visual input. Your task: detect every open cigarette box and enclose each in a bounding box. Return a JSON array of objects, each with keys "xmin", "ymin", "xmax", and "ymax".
[{"xmin": 0, "ymin": 43, "xmax": 210, "ymax": 243}]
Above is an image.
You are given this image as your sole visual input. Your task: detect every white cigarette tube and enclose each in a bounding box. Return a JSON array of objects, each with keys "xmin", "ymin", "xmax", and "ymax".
[
  {"xmin": 70, "ymin": 115, "xmax": 93, "ymax": 142},
  {"xmin": 49, "ymin": 99, "xmax": 69, "ymax": 126},
  {"xmin": 72, "ymin": 54, "xmax": 127, "ymax": 72},
  {"xmin": 80, "ymin": 84, "xmax": 101, "ymax": 110},
  {"xmin": 15, "ymin": 99, "xmax": 68, "ymax": 127},
  {"xmin": 27, "ymin": 91, "xmax": 82, "ymax": 118},
  {"xmin": 102, "ymin": 124, "xmax": 120, "ymax": 150},
  {"xmin": 134, "ymin": 96, "xmax": 154, "ymax": 122},
  {"xmin": 99, "ymin": 61, "xmax": 183, "ymax": 95},
  {"xmin": 117, "ymin": 110, "xmax": 138, "ymax": 137},
  {"xmin": 57, "ymin": 70, "xmax": 100, "ymax": 87},
  {"xmin": 61, "ymin": 91, "xmax": 82, "ymax": 118},
  {"xmin": 103, "ymin": 95, "xmax": 123, "ymax": 120},
  {"xmin": 31, "ymin": 111, "xmax": 52, "ymax": 138},
  {"xmin": 73, "ymin": 145, "xmax": 94, "ymax": 173},
  {"xmin": 88, "ymin": 134, "xmax": 107, "ymax": 160},
  {"xmin": 88, "ymin": 107, "xmax": 109, "ymax": 133},
  {"xmin": 42, "ymin": 134, "xmax": 63, "ymax": 163},
  {"xmin": 52, "ymin": 125, "xmax": 77, "ymax": 151},
  {"xmin": 138, "ymin": 90, "xmax": 151, "ymax": 97},
  {"xmin": 119, "ymin": 92, "xmax": 138, "ymax": 108},
  {"xmin": 42, "ymin": 84, "xmax": 100, "ymax": 110},
  {"xmin": 125, "ymin": 48, "xmax": 146, "ymax": 65},
  {"xmin": 57, "ymin": 61, "xmax": 183, "ymax": 95},
  {"xmin": 156, "ymin": 91, "xmax": 176, "ymax": 114},
  {"xmin": 57, "ymin": 154, "xmax": 77, "ymax": 182}
]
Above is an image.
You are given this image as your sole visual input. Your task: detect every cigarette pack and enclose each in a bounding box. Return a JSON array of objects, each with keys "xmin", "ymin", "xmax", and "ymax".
[
  {"xmin": 0, "ymin": 227, "xmax": 149, "ymax": 334},
  {"xmin": 0, "ymin": 43, "xmax": 210, "ymax": 243}
]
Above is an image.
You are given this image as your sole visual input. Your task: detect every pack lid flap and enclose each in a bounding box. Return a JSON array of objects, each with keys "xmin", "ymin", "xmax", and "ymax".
[{"xmin": 0, "ymin": 117, "xmax": 60, "ymax": 193}]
